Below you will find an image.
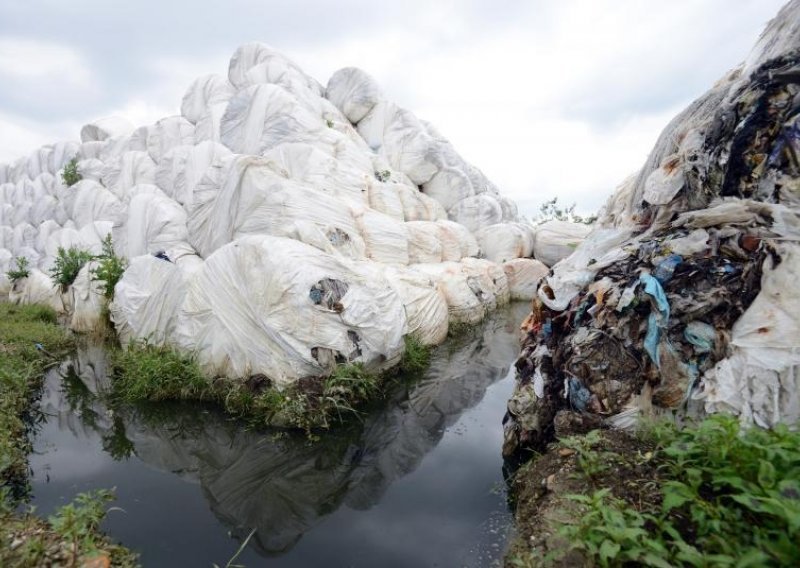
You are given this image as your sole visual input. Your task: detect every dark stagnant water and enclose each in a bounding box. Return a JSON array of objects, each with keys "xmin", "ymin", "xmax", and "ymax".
[{"xmin": 27, "ymin": 302, "xmax": 530, "ymax": 567}]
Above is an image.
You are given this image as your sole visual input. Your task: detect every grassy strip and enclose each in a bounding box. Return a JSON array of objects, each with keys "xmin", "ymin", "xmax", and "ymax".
[
  {"xmin": 0, "ymin": 490, "xmax": 138, "ymax": 567},
  {"xmin": 0, "ymin": 303, "xmax": 74, "ymax": 492},
  {"xmin": 507, "ymin": 415, "xmax": 800, "ymax": 567},
  {"xmin": 110, "ymin": 335, "xmax": 432, "ymax": 435}
]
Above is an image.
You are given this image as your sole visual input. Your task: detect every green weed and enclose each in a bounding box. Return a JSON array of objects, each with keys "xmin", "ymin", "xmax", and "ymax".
[
  {"xmin": 61, "ymin": 157, "xmax": 82, "ymax": 187},
  {"xmin": 50, "ymin": 246, "xmax": 94, "ymax": 291},
  {"xmin": 399, "ymin": 335, "xmax": 431, "ymax": 374},
  {"xmin": 92, "ymin": 234, "xmax": 127, "ymax": 300},
  {"xmin": 6, "ymin": 256, "xmax": 30, "ymax": 282}
]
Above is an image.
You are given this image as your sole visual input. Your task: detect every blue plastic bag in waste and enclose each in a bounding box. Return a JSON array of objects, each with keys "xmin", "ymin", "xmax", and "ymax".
[
  {"xmin": 640, "ymin": 273, "xmax": 671, "ymax": 367},
  {"xmin": 653, "ymin": 254, "xmax": 682, "ymax": 283}
]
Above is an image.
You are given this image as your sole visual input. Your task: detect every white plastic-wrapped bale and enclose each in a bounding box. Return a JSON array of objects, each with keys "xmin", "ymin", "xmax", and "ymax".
[
  {"xmin": 146, "ymin": 117, "xmax": 195, "ymax": 164},
  {"xmin": 188, "ymin": 155, "xmax": 365, "ymax": 259},
  {"xmin": 50, "ymin": 141, "xmax": 81, "ymax": 173},
  {"xmin": 101, "ymin": 151, "xmax": 156, "ymax": 202},
  {"xmin": 366, "ymin": 182, "xmax": 405, "ymax": 220},
  {"xmin": 476, "ymin": 223, "xmax": 534, "ymax": 264},
  {"xmin": 414, "ymin": 262, "xmax": 488, "ymax": 325},
  {"xmin": 396, "ymin": 184, "xmax": 447, "ymax": 222},
  {"xmin": 461, "ymin": 257, "xmax": 510, "ymax": 308},
  {"xmin": 8, "ymin": 269, "xmax": 63, "ymax": 312},
  {"xmin": 437, "ymin": 219, "xmax": 478, "ymax": 261},
  {"xmin": 228, "ymin": 43, "xmax": 323, "ymax": 95},
  {"xmin": 76, "ymin": 158, "xmax": 105, "ymax": 182},
  {"xmin": 71, "ymin": 182, "xmax": 123, "ymax": 228},
  {"xmin": 80, "ymin": 116, "xmax": 134, "ymax": 143},
  {"xmin": 357, "ymin": 102, "xmax": 439, "ymax": 185},
  {"xmin": 325, "ymin": 67, "xmax": 383, "ymax": 124},
  {"xmin": 421, "ymin": 166, "xmax": 475, "ymax": 212},
  {"xmin": 171, "ymin": 142, "xmax": 232, "ymax": 209},
  {"xmin": 352, "ymin": 207, "xmax": 409, "ymax": 265},
  {"xmin": 114, "ymin": 192, "xmax": 193, "ymax": 260},
  {"xmin": 174, "ymin": 235, "xmax": 406, "ymax": 385},
  {"xmin": 69, "ymin": 261, "xmax": 106, "ymax": 333},
  {"xmin": 0, "ymin": 248, "xmax": 12, "ymax": 296},
  {"xmin": 35, "ymin": 220, "xmax": 61, "ymax": 254},
  {"xmin": 193, "ymin": 102, "xmax": 228, "ymax": 144},
  {"xmin": 261, "ymin": 142, "xmax": 370, "ymax": 205},
  {"xmin": 448, "ymin": 194, "xmax": 504, "ymax": 233},
  {"xmin": 379, "ymin": 264, "xmax": 449, "ymax": 346},
  {"xmin": 181, "ymin": 74, "xmax": 235, "ymax": 125},
  {"xmin": 503, "ymin": 258, "xmax": 549, "ymax": 301},
  {"xmin": 111, "ymin": 255, "xmax": 187, "ymax": 346},
  {"xmin": 405, "ymin": 221, "xmax": 443, "ymax": 264},
  {"xmin": 78, "ymin": 221, "xmax": 113, "ymax": 255},
  {"xmin": 220, "ymin": 84, "xmax": 323, "ymax": 155},
  {"xmin": 531, "ymin": 219, "xmax": 593, "ymax": 267}
]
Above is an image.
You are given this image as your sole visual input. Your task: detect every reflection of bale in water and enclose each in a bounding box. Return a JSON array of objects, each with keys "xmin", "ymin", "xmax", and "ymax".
[
  {"xmin": 101, "ymin": 303, "xmax": 528, "ymax": 556},
  {"xmin": 39, "ymin": 345, "xmax": 115, "ymax": 440}
]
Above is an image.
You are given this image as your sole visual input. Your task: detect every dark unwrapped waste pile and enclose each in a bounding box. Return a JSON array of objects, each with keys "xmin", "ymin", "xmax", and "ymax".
[{"xmin": 504, "ymin": 0, "xmax": 800, "ymax": 456}]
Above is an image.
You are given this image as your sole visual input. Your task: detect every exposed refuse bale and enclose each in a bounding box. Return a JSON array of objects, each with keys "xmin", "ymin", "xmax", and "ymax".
[
  {"xmin": 504, "ymin": 0, "xmax": 800, "ymax": 457},
  {"xmin": 0, "ymin": 41, "xmax": 543, "ymax": 390}
]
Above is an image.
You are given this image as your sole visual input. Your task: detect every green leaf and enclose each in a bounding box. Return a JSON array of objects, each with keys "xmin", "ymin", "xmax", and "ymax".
[
  {"xmin": 599, "ymin": 540, "xmax": 620, "ymax": 563},
  {"xmin": 758, "ymin": 460, "xmax": 777, "ymax": 488},
  {"xmin": 662, "ymin": 490, "xmax": 690, "ymax": 512}
]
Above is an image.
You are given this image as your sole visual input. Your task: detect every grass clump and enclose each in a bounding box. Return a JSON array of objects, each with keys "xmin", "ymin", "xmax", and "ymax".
[
  {"xmin": 6, "ymin": 257, "xmax": 30, "ymax": 283},
  {"xmin": 510, "ymin": 415, "xmax": 800, "ymax": 567},
  {"xmin": 92, "ymin": 234, "xmax": 127, "ymax": 301},
  {"xmin": 50, "ymin": 246, "xmax": 94, "ymax": 292},
  {"xmin": 111, "ymin": 342, "xmax": 209, "ymax": 402},
  {"xmin": 399, "ymin": 335, "xmax": 431, "ymax": 373},
  {"xmin": 111, "ymin": 342, "xmax": 385, "ymax": 434},
  {"xmin": 0, "ymin": 302, "xmax": 74, "ymax": 494},
  {"xmin": 60, "ymin": 157, "xmax": 82, "ymax": 187},
  {"xmin": 1, "ymin": 489, "xmax": 138, "ymax": 567}
]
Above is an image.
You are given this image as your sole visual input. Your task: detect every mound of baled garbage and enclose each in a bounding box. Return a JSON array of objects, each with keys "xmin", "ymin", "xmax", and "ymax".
[
  {"xmin": 503, "ymin": 0, "xmax": 800, "ymax": 456},
  {"xmin": 0, "ymin": 44, "xmax": 586, "ymax": 385}
]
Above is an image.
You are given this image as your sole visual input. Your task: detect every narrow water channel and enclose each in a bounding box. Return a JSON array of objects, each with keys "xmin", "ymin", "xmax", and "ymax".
[{"xmin": 27, "ymin": 302, "xmax": 530, "ymax": 567}]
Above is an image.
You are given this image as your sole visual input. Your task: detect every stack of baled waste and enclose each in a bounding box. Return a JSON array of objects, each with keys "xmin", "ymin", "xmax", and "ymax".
[
  {"xmin": 0, "ymin": 43, "xmax": 575, "ymax": 387},
  {"xmin": 503, "ymin": 0, "xmax": 800, "ymax": 458}
]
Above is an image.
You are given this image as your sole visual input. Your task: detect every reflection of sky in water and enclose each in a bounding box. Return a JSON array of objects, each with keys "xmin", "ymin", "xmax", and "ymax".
[{"xmin": 28, "ymin": 302, "xmax": 529, "ymax": 567}]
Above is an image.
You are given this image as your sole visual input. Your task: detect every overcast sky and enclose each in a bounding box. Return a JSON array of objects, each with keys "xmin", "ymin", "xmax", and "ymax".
[{"xmin": 0, "ymin": 0, "xmax": 788, "ymax": 217}]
